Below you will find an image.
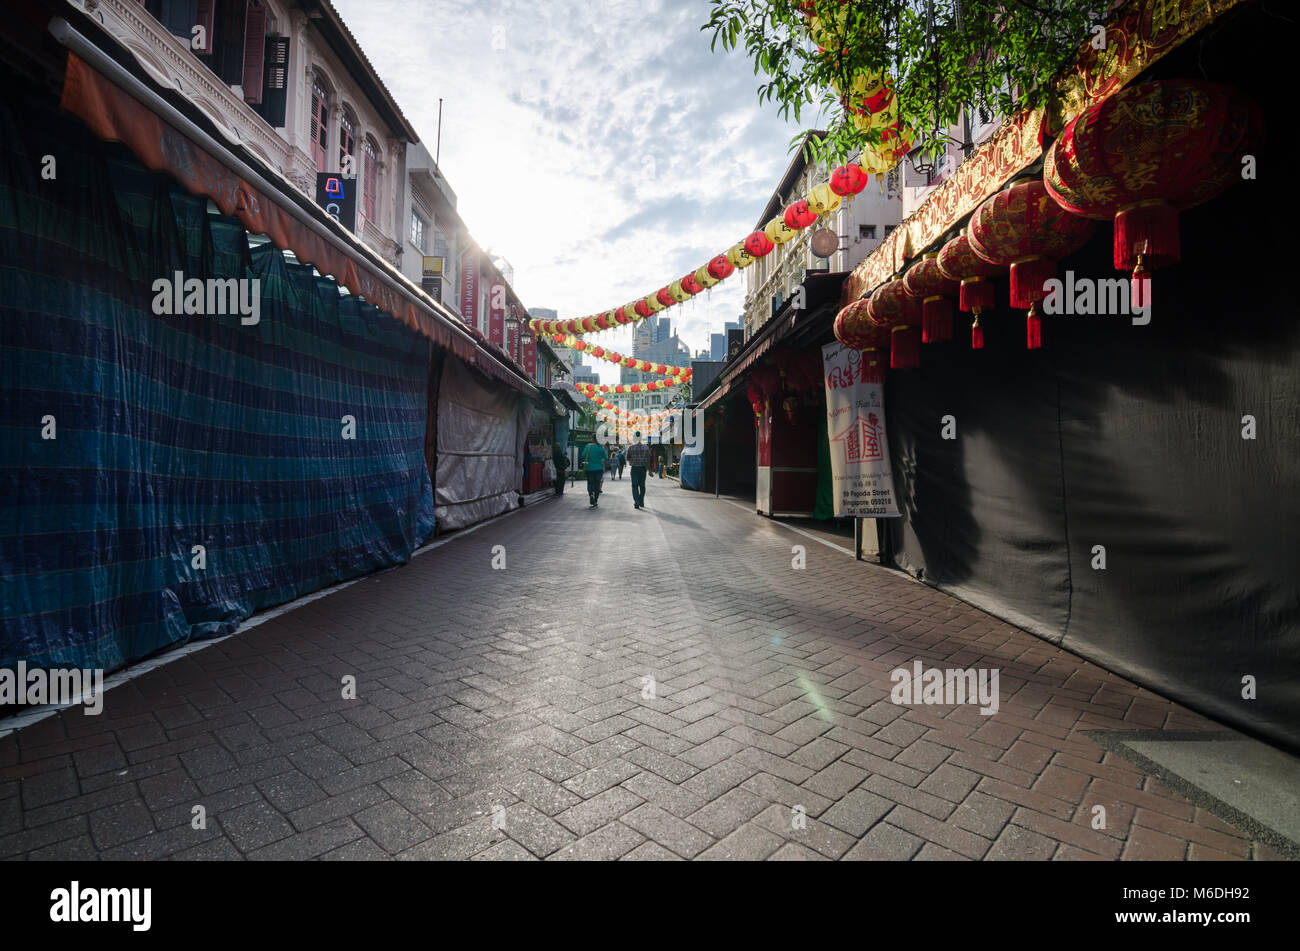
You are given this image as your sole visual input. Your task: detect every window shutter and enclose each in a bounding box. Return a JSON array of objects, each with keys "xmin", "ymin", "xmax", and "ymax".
[
  {"xmin": 241, "ymin": 5, "xmax": 266, "ymax": 102},
  {"xmin": 257, "ymin": 35, "xmax": 289, "ymax": 126},
  {"xmin": 194, "ymin": 0, "xmax": 215, "ymax": 55},
  {"xmin": 159, "ymin": 0, "xmax": 198, "ymax": 39},
  {"xmin": 214, "ymin": 0, "xmax": 247, "ymax": 86}
]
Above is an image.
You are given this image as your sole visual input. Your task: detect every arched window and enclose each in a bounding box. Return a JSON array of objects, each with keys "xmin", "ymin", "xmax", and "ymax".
[
  {"xmin": 338, "ymin": 106, "xmax": 357, "ymax": 176},
  {"xmin": 309, "ymin": 73, "xmax": 331, "ymax": 172},
  {"xmin": 363, "ymin": 136, "xmax": 381, "ymax": 225}
]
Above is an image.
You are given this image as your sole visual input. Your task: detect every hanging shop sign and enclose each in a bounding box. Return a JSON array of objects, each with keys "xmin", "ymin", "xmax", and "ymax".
[
  {"xmin": 421, "ymin": 255, "xmax": 443, "ymax": 302},
  {"xmin": 315, "ymin": 172, "xmax": 356, "ymax": 233},
  {"xmin": 822, "ymin": 340, "xmax": 899, "ymax": 518}
]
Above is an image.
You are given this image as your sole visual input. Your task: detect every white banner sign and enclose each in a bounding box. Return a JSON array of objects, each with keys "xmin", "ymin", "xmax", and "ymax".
[{"xmin": 822, "ymin": 341, "xmax": 900, "ymax": 518}]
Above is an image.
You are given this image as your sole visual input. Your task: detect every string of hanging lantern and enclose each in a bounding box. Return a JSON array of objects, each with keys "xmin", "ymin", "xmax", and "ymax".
[
  {"xmin": 529, "ymin": 166, "xmax": 874, "ymax": 340},
  {"xmin": 556, "ymin": 334, "xmax": 693, "ymax": 381}
]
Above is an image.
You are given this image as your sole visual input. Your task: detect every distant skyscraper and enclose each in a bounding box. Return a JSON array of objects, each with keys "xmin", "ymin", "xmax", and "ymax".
[{"xmin": 711, "ymin": 321, "xmax": 741, "ymax": 361}]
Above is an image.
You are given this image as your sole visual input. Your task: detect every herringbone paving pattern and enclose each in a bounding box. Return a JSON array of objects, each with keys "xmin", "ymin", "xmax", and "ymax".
[{"xmin": 0, "ymin": 485, "xmax": 1285, "ymax": 860}]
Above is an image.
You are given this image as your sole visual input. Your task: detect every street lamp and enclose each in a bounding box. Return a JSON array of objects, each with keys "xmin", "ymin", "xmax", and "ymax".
[{"xmin": 504, "ymin": 307, "xmax": 520, "ymax": 362}]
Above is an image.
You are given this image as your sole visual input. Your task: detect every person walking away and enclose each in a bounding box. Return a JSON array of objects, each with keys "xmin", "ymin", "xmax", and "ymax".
[
  {"xmin": 582, "ymin": 441, "xmax": 607, "ymax": 506},
  {"xmin": 552, "ymin": 442, "xmax": 568, "ymax": 496},
  {"xmin": 617, "ymin": 449, "xmax": 626, "ymax": 481},
  {"xmin": 625, "ymin": 432, "xmax": 653, "ymax": 509}
]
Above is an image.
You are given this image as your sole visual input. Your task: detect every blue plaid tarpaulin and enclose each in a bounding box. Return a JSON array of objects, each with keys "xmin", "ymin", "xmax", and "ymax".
[{"xmin": 0, "ymin": 81, "xmax": 435, "ymax": 674}]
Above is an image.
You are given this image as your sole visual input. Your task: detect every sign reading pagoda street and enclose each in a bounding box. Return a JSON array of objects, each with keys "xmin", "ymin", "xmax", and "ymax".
[{"xmin": 821, "ymin": 341, "xmax": 900, "ymax": 518}]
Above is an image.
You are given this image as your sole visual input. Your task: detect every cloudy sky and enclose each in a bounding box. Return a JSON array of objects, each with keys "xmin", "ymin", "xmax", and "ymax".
[{"xmin": 332, "ymin": 0, "xmax": 820, "ymax": 380}]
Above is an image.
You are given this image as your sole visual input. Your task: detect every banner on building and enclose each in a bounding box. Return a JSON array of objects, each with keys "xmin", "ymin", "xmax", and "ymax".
[
  {"xmin": 821, "ymin": 341, "xmax": 900, "ymax": 518},
  {"xmin": 488, "ymin": 280, "xmax": 506, "ymax": 346},
  {"xmin": 460, "ymin": 251, "xmax": 478, "ymax": 326}
]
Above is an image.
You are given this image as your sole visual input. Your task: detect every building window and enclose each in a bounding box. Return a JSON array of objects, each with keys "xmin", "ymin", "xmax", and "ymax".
[
  {"xmin": 884, "ymin": 224, "xmax": 897, "ymax": 237},
  {"xmin": 363, "ymin": 136, "xmax": 380, "ymax": 225},
  {"xmin": 410, "ymin": 210, "xmax": 428, "ymax": 253},
  {"xmin": 860, "ymin": 224, "xmax": 876, "ymax": 240},
  {"xmin": 310, "ymin": 76, "xmax": 329, "ymax": 172},
  {"xmin": 338, "ymin": 107, "xmax": 356, "ymax": 176}
]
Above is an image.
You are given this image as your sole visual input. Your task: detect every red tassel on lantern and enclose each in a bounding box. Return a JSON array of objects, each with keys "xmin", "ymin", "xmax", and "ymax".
[
  {"xmin": 959, "ymin": 277, "xmax": 996, "ymax": 313},
  {"xmin": 1008, "ymin": 256, "xmax": 1058, "ymax": 310},
  {"xmin": 971, "ymin": 314, "xmax": 985, "ymax": 350},
  {"xmin": 1114, "ymin": 201, "xmax": 1180, "ymax": 273},
  {"xmin": 1026, "ymin": 303, "xmax": 1043, "ymax": 350},
  {"xmin": 1131, "ymin": 252, "xmax": 1152, "ymax": 309},
  {"xmin": 861, "ymin": 349, "xmax": 886, "ymax": 384},
  {"xmin": 921, "ymin": 297, "xmax": 953, "ymax": 344},
  {"xmin": 891, "ymin": 326, "xmax": 920, "ymax": 369}
]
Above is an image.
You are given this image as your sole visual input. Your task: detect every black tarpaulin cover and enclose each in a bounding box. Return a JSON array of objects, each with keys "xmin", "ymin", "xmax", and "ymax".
[{"xmin": 882, "ymin": 181, "xmax": 1300, "ymax": 752}]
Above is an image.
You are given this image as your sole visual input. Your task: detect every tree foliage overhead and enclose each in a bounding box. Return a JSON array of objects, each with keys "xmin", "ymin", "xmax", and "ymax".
[{"xmin": 705, "ymin": 0, "xmax": 1104, "ymax": 166}]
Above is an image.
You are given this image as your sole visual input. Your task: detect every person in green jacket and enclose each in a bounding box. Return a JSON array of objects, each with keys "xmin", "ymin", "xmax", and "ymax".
[{"xmin": 581, "ymin": 441, "xmax": 607, "ymax": 507}]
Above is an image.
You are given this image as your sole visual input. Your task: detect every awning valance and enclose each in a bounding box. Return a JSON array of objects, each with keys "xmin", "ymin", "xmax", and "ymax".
[{"xmin": 52, "ymin": 29, "xmax": 534, "ymax": 396}]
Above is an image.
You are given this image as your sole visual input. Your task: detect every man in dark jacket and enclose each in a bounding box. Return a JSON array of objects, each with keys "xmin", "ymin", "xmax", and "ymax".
[{"xmin": 625, "ymin": 432, "xmax": 653, "ymax": 509}]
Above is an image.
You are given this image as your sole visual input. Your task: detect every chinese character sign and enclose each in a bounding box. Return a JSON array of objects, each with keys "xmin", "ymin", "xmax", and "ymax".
[
  {"xmin": 822, "ymin": 341, "xmax": 900, "ymax": 518},
  {"xmin": 488, "ymin": 281, "xmax": 506, "ymax": 346},
  {"xmin": 459, "ymin": 252, "xmax": 478, "ymax": 326}
]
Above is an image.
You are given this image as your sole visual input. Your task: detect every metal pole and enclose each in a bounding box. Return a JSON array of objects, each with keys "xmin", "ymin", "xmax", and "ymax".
[
  {"xmin": 436, "ymin": 98, "xmax": 444, "ymax": 165},
  {"xmin": 854, "ymin": 518, "xmax": 863, "ymax": 561},
  {"xmin": 714, "ymin": 416, "xmax": 720, "ymax": 498}
]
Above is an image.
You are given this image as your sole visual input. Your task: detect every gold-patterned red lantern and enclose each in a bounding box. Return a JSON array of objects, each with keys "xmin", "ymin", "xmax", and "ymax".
[
  {"xmin": 937, "ymin": 231, "xmax": 1004, "ymax": 349},
  {"xmin": 968, "ymin": 180, "xmax": 1097, "ymax": 349},
  {"xmin": 902, "ymin": 252, "xmax": 959, "ymax": 344},
  {"xmin": 1045, "ymin": 79, "xmax": 1263, "ymax": 306},
  {"xmin": 866, "ymin": 278, "xmax": 922, "ymax": 369},
  {"xmin": 835, "ymin": 303, "xmax": 891, "ymax": 384}
]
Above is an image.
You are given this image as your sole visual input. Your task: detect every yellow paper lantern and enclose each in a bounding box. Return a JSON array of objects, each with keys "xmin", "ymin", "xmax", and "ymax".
[
  {"xmin": 669, "ymin": 280, "xmax": 690, "ymax": 303},
  {"xmin": 765, "ymin": 216, "xmax": 797, "ymax": 245},
  {"xmin": 645, "ymin": 294, "xmax": 666, "ymax": 313},
  {"xmin": 694, "ymin": 264, "xmax": 719, "ymax": 290},
  {"xmin": 807, "ymin": 182, "xmax": 842, "ymax": 216},
  {"xmin": 726, "ymin": 242, "xmax": 756, "ymax": 269}
]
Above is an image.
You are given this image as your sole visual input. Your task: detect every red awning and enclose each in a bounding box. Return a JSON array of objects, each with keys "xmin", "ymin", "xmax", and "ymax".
[{"xmin": 59, "ymin": 51, "xmax": 480, "ymax": 363}]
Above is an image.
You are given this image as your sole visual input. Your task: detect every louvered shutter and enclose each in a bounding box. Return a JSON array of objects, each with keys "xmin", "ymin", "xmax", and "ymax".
[{"xmin": 242, "ymin": 4, "xmax": 266, "ymax": 103}]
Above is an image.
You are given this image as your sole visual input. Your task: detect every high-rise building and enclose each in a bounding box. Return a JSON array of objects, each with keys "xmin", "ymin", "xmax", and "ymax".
[{"xmin": 710, "ymin": 321, "xmax": 741, "ymax": 361}]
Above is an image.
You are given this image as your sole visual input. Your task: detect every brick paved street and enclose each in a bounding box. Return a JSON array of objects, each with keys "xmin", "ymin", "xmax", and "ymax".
[{"xmin": 0, "ymin": 486, "xmax": 1287, "ymax": 861}]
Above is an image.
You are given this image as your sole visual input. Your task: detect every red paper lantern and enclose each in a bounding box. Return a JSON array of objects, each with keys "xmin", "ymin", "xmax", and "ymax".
[
  {"xmin": 1045, "ymin": 79, "xmax": 1263, "ymax": 306},
  {"xmin": 784, "ymin": 199, "xmax": 818, "ymax": 230},
  {"xmin": 866, "ymin": 279, "xmax": 922, "ymax": 369},
  {"xmin": 937, "ymin": 231, "xmax": 1005, "ymax": 349},
  {"xmin": 830, "ymin": 163, "xmax": 869, "ymax": 196},
  {"xmin": 902, "ymin": 252, "xmax": 959, "ymax": 344},
  {"xmin": 614, "ymin": 306, "xmax": 629, "ymax": 323},
  {"xmin": 653, "ymin": 287, "xmax": 672, "ymax": 308},
  {"xmin": 745, "ymin": 231, "xmax": 776, "ymax": 258},
  {"xmin": 635, "ymin": 300, "xmax": 652, "ymax": 318},
  {"xmin": 968, "ymin": 180, "xmax": 1097, "ymax": 349},
  {"xmin": 833, "ymin": 299, "xmax": 891, "ymax": 383},
  {"xmin": 708, "ymin": 254, "xmax": 735, "ymax": 281},
  {"xmin": 681, "ymin": 273, "xmax": 703, "ymax": 295}
]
